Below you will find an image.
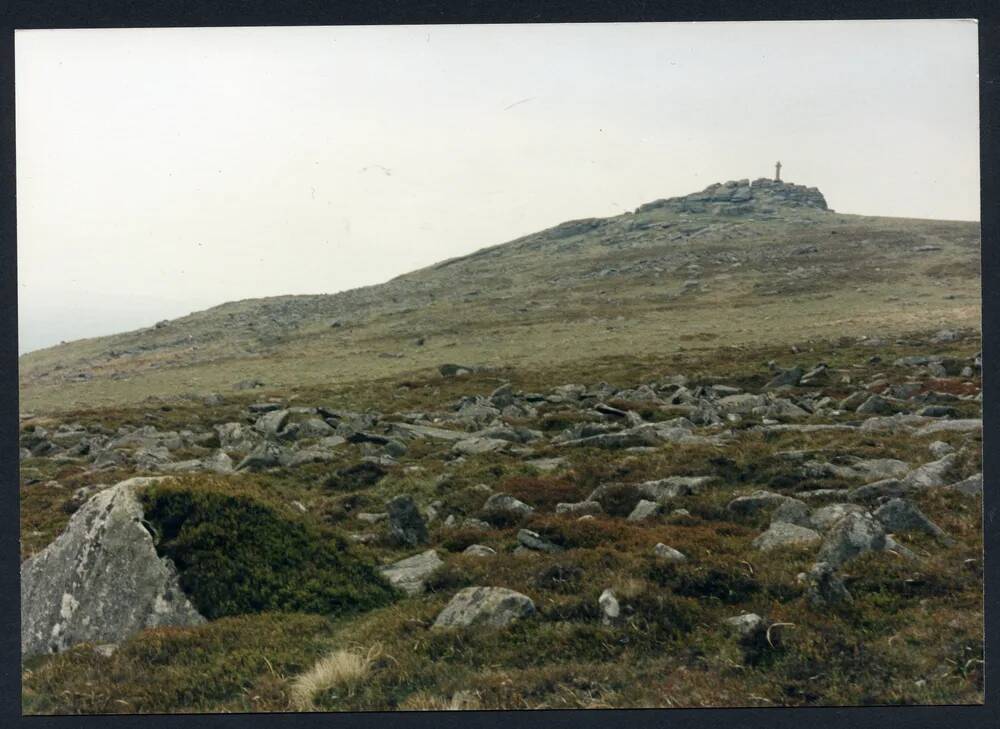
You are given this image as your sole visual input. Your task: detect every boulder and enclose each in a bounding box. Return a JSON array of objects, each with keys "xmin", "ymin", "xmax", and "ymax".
[
  {"xmin": 722, "ymin": 612, "xmax": 765, "ymax": 639},
  {"xmin": 452, "ymin": 437, "xmax": 510, "ymax": 456},
  {"xmin": 816, "ymin": 511, "xmax": 886, "ymax": 568},
  {"xmin": 810, "ymin": 503, "xmax": 867, "ymax": 532},
  {"xmin": 847, "ymin": 478, "xmax": 915, "ymax": 502},
  {"xmin": 726, "ymin": 490, "xmax": 795, "ymax": 516},
  {"xmin": 627, "ymin": 499, "xmax": 662, "ymax": 522},
  {"xmin": 378, "ymin": 550, "xmax": 443, "ymax": 596},
  {"xmin": 516, "ymin": 529, "xmax": 563, "ymax": 554},
  {"xmin": 946, "ymin": 473, "xmax": 983, "ymax": 496},
  {"xmin": 598, "ymin": 589, "xmax": 620, "ymax": 626},
  {"xmin": 386, "ymin": 495, "xmax": 429, "ymax": 547},
  {"xmin": 254, "ymin": 409, "xmax": 290, "ymax": 437},
  {"xmin": 913, "ymin": 419, "xmax": 982, "ymax": 436},
  {"xmin": 902, "ymin": 454, "xmax": 958, "ymax": 489},
  {"xmin": 874, "ymin": 498, "xmax": 951, "ymax": 542},
  {"xmin": 770, "ymin": 499, "xmax": 813, "ymax": 528},
  {"xmin": 432, "ymin": 587, "xmax": 535, "ymax": 628},
  {"xmin": 236, "ymin": 443, "xmax": 283, "ymax": 471},
  {"xmin": 463, "ymin": 544, "xmax": 497, "ymax": 557},
  {"xmin": 805, "ymin": 562, "xmax": 853, "ymax": 607},
  {"xmin": 481, "ymin": 493, "xmax": 534, "ymax": 521},
  {"xmin": 653, "ymin": 543, "xmax": 687, "ymax": 563},
  {"xmin": 555, "ymin": 500, "xmax": 603, "ymax": 516},
  {"xmin": 856, "ymin": 395, "xmax": 895, "ymax": 415},
  {"xmin": 752, "ymin": 522, "xmax": 821, "ymax": 551},
  {"xmin": 928, "ymin": 441, "xmax": 955, "ymax": 459},
  {"xmin": 764, "ymin": 366, "xmax": 804, "ymax": 390},
  {"xmin": 21, "ymin": 480, "xmax": 204, "ymax": 657}
]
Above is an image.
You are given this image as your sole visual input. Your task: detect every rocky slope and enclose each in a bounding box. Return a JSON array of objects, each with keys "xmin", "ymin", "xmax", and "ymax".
[{"xmin": 18, "ymin": 179, "xmax": 980, "ymax": 412}]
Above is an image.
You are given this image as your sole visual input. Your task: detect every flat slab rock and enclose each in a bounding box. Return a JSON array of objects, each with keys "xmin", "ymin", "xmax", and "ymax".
[
  {"xmin": 378, "ymin": 549, "xmax": 443, "ymax": 596},
  {"xmin": 21, "ymin": 478, "xmax": 204, "ymax": 657},
  {"xmin": 753, "ymin": 522, "xmax": 821, "ymax": 551},
  {"xmin": 432, "ymin": 586, "xmax": 536, "ymax": 629}
]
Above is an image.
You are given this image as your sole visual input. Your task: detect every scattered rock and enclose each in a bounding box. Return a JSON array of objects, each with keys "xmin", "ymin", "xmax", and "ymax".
[
  {"xmin": 856, "ymin": 394, "xmax": 895, "ymax": 415},
  {"xmin": 727, "ymin": 490, "xmax": 795, "ymax": 516},
  {"xmin": 555, "ymin": 500, "xmax": 603, "ymax": 516},
  {"xmin": 752, "ymin": 522, "xmax": 821, "ymax": 551},
  {"xmin": 627, "ymin": 499, "xmax": 662, "ymax": 522},
  {"xmin": 946, "ymin": 473, "xmax": 983, "ymax": 496},
  {"xmin": 874, "ymin": 498, "xmax": 951, "ymax": 542},
  {"xmin": 653, "ymin": 543, "xmax": 687, "ymax": 563},
  {"xmin": 432, "ymin": 587, "xmax": 535, "ymax": 628},
  {"xmin": 770, "ymin": 499, "xmax": 813, "ymax": 529},
  {"xmin": 236, "ymin": 443, "xmax": 283, "ymax": 471},
  {"xmin": 516, "ymin": 529, "xmax": 563, "ymax": 554},
  {"xmin": 805, "ymin": 561, "xmax": 853, "ymax": 607},
  {"xmin": 386, "ymin": 495, "xmax": 429, "ymax": 547},
  {"xmin": 482, "ymin": 493, "xmax": 535, "ymax": 521},
  {"xmin": 379, "ymin": 549, "xmax": 443, "ymax": 595},
  {"xmin": 722, "ymin": 612, "xmax": 765, "ymax": 639},
  {"xmin": 598, "ymin": 589, "xmax": 620, "ymax": 625},
  {"xmin": 902, "ymin": 454, "xmax": 958, "ymax": 489},
  {"xmin": 816, "ymin": 511, "xmax": 886, "ymax": 568}
]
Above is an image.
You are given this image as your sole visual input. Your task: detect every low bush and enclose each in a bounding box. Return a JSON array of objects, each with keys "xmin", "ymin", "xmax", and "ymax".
[{"xmin": 140, "ymin": 480, "xmax": 395, "ymax": 620}]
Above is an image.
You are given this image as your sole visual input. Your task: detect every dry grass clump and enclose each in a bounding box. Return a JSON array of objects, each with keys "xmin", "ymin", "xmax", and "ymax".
[
  {"xmin": 399, "ymin": 690, "xmax": 481, "ymax": 711},
  {"xmin": 288, "ymin": 643, "xmax": 383, "ymax": 711}
]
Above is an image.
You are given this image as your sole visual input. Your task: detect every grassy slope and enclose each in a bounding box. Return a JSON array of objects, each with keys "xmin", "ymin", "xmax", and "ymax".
[{"xmin": 18, "ymin": 208, "xmax": 980, "ymax": 414}]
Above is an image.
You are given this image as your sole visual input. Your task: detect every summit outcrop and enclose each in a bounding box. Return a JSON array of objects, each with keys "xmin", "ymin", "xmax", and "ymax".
[{"xmin": 637, "ymin": 178, "xmax": 829, "ymax": 216}]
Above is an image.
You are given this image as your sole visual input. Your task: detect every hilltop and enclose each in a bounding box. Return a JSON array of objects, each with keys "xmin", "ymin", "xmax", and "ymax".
[{"xmin": 18, "ymin": 178, "xmax": 980, "ymax": 414}]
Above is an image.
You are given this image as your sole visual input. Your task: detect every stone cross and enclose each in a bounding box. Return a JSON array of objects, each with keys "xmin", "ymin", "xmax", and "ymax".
[{"xmin": 775, "ymin": 160, "xmax": 782, "ymax": 181}]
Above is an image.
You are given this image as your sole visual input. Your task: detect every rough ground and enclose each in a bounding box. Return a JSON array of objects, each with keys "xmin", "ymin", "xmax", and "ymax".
[{"xmin": 18, "ymin": 180, "xmax": 983, "ymax": 713}]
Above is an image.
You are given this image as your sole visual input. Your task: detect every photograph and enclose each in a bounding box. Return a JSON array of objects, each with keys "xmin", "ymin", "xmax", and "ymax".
[{"xmin": 15, "ymin": 19, "xmax": 984, "ymax": 714}]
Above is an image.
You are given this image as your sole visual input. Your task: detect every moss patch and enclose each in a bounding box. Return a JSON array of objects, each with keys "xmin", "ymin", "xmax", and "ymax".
[{"xmin": 140, "ymin": 479, "xmax": 395, "ymax": 620}]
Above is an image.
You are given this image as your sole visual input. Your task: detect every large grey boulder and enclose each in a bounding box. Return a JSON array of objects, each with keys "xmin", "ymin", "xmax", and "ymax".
[
  {"xmin": 627, "ymin": 499, "xmax": 662, "ymax": 522},
  {"xmin": 810, "ymin": 503, "xmax": 868, "ymax": 532},
  {"xmin": 236, "ymin": 442, "xmax": 284, "ymax": 471},
  {"xmin": 21, "ymin": 479, "xmax": 204, "ymax": 657},
  {"xmin": 726, "ymin": 490, "xmax": 795, "ymax": 516},
  {"xmin": 378, "ymin": 549, "xmax": 443, "ymax": 596},
  {"xmin": 902, "ymin": 454, "xmax": 958, "ymax": 489},
  {"xmin": 856, "ymin": 395, "xmax": 895, "ymax": 415},
  {"xmin": 481, "ymin": 493, "xmax": 534, "ymax": 521},
  {"xmin": 816, "ymin": 512, "xmax": 886, "ymax": 568},
  {"xmin": 516, "ymin": 529, "xmax": 563, "ymax": 554},
  {"xmin": 254, "ymin": 409, "xmax": 290, "ymax": 437},
  {"xmin": 946, "ymin": 473, "xmax": 983, "ymax": 496},
  {"xmin": 386, "ymin": 495, "xmax": 429, "ymax": 547},
  {"xmin": 432, "ymin": 587, "xmax": 535, "ymax": 629},
  {"xmin": 874, "ymin": 498, "xmax": 951, "ymax": 542},
  {"xmin": 752, "ymin": 522, "xmax": 821, "ymax": 552},
  {"xmin": 770, "ymin": 499, "xmax": 813, "ymax": 528},
  {"xmin": 653, "ymin": 543, "xmax": 688, "ymax": 563}
]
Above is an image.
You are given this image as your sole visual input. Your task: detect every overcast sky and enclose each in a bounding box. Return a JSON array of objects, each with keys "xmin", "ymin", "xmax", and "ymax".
[{"xmin": 16, "ymin": 20, "xmax": 980, "ymax": 354}]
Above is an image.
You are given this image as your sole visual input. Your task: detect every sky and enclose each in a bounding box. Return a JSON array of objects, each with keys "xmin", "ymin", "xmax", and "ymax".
[{"xmin": 15, "ymin": 20, "xmax": 980, "ymax": 354}]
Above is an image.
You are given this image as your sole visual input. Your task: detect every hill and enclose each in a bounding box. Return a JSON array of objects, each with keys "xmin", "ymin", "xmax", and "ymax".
[
  {"xmin": 18, "ymin": 178, "xmax": 980, "ymax": 413},
  {"xmin": 19, "ymin": 178, "xmax": 983, "ymax": 713}
]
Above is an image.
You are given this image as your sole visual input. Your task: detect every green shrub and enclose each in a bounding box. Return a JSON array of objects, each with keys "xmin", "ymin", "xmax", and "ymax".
[{"xmin": 140, "ymin": 482, "xmax": 395, "ymax": 620}]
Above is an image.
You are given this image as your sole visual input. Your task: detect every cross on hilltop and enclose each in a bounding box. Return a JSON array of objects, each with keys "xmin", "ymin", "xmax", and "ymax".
[{"xmin": 775, "ymin": 160, "xmax": 782, "ymax": 182}]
